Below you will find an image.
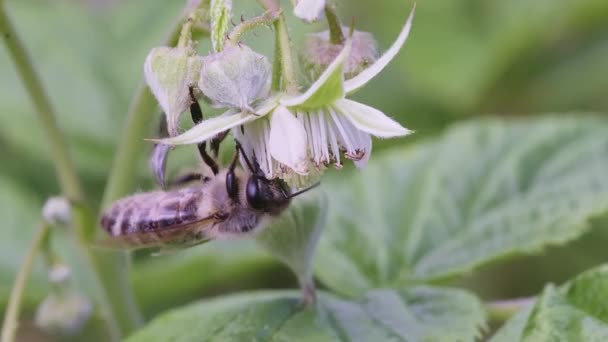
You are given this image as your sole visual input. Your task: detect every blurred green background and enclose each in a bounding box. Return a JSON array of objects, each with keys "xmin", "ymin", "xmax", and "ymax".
[{"xmin": 1, "ymin": 0, "xmax": 608, "ymax": 339}]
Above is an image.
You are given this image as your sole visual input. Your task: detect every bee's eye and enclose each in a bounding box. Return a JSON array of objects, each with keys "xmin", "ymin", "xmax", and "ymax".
[
  {"xmin": 226, "ymin": 169, "xmax": 238, "ymax": 200},
  {"xmin": 246, "ymin": 177, "xmax": 265, "ymax": 210}
]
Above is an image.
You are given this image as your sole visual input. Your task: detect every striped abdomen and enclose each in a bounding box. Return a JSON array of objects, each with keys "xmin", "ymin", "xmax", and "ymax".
[{"xmin": 101, "ymin": 187, "xmax": 211, "ymax": 248}]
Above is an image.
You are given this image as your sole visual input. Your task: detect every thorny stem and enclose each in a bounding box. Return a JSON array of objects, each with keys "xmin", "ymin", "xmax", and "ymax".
[
  {"xmin": 227, "ymin": 10, "xmax": 279, "ymax": 45},
  {"xmin": 325, "ymin": 5, "xmax": 345, "ymax": 44},
  {"xmin": 0, "ymin": 4, "xmax": 141, "ymax": 339},
  {"xmin": 485, "ymin": 297, "xmax": 535, "ymax": 322},
  {"xmin": 1, "ymin": 223, "xmax": 50, "ymax": 342}
]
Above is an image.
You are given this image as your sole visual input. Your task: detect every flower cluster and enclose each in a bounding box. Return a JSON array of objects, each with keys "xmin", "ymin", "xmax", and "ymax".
[{"xmin": 145, "ymin": 2, "xmax": 416, "ymax": 187}]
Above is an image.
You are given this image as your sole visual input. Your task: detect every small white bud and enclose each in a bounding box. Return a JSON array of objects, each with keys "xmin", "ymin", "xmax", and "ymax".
[
  {"xmin": 35, "ymin": 293, "xmax": 92, "ymax": 336},
  {"xmin": 199, "ymin": 45, "xmax": 271, "ymax": 111},
  {"xmin": 42, "ymin": 197, "xmax": 71, "ymax": 227},
  {"xmin": 144, "ymin": 46, "xmax": 203, "ymax": 136},
  {"xmin": 303, "ymin": 29, "xmax": 378, "ymax": 79},
  {"xmin": 48, "ymin": 264, "xmax": 71, "ymax": 285},
  {"xmin": 294, "ymin": 0, "xmax": 325, "ymax": 22}
]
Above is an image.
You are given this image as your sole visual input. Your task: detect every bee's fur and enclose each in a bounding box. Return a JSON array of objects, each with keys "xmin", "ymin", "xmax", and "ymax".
[{"xmin": 100, "ymin": 168, "xmax": 289, "ymax": 249}]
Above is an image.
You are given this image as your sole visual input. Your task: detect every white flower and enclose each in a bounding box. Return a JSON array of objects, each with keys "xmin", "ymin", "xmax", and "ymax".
[
  {"xmin": 144, "ymin": 46, "xmax": 202, "ymax": 136},
  {"xmin": 156, "ymin": 5, "xmax": 416, "ymax": 187},
  {"xmin": 293, "ymin": 0, "xmax": 325, "ymax": 22}
]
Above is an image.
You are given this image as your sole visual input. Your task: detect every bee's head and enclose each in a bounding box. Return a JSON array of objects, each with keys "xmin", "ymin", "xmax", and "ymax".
[
  {"xmin": 225, "ymin": 140, "xmax": 318, "ymax": 215},
  {"xmin": 245, "ymin": 174, "xmax": 291, "ymax": 215}
]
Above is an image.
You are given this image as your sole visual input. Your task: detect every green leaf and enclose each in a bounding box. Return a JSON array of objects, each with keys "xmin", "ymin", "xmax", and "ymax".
[
  {"xmin": 492, "ymin": 265, "xmax": 608, "ymax": 342},
  {"xmin": 126, "ymin": 286, "xmax": 484, "ymax": 342},
  {"xmin": 316, "ymin": 116, "xmax": 608, "ymax": 296},
  {"xmin": 256, "ymin": 191, "xmax": 327, "ymax": 301}
]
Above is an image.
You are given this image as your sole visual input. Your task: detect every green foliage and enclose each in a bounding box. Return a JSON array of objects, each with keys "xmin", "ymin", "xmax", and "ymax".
[
  {"xmin": 492, "ymin": 265, "xmax": 608, "ymax": 341},
  {"xmin": 316, "ymin": 116, "xmax": 608, "ymax": 296},
  {"xmin": 127, "ymin": 287, "xmax": 484, "ymax": 342},
  {"xmin": 3, "ymin": 0, "xmax": 608, "ymax": 340},
  {"xmin": 256, "ymin": 191, "xmax": 327, "ymax": 288}
]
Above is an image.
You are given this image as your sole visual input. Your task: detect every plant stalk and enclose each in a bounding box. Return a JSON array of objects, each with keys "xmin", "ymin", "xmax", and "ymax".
[
  {"xmin": 325, "ymin": 5, "xmax": 345, "ymax": 44},
  {"xmin": 0, "ymin": 4, "xmax": 141, "ymax": 338},
  {"xmin": 1, "ymin": 223, "xmax": 49, "ymax": 342},
  {"xmin": 274, "ymin": 13, "xmax": 299, "ymax": 93},
  {"xmin": 227, "ymin": 10, "xmax": 279, "ymax": 45}
]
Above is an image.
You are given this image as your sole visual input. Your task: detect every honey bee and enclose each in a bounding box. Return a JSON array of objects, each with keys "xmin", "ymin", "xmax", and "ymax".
[{"xmin": 100, "ymin": 142, "xmax": 315, "ymax": 250}]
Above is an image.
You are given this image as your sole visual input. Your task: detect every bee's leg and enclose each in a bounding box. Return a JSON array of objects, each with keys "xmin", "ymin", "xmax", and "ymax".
[
  {"xmin": 150, "ymin": 117, "xmax": 170, "ymax": 187},
  {"xmin": 189, "ymin": 87, "xmax": 219, "ymax": 175},
  {"xmin": 210, "ymin": 129, "xmax": 229, "ymax": 158},
  {"xmin": 168, "ymin": 172, "xmax": 210, "ymax": 188},
  {"xmin": 234, "ymin": 139, "xmax": 263, "ymax": 176}
]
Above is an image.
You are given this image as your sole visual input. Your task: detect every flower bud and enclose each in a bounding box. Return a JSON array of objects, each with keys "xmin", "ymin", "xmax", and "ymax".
[
  {"xmin": 199, "ymin": 45, "xmax": 271, "ymax": 111},
  {"xmin": 303, "ymin": 29, "xmax": 378, "ymax": 79},
  {"xmin": 48, "ymin": 263, "xmax": 71, "ymax": 285},
  {"xmin": 294, "ymin": 0, "xmax": 325, "ymax": 22},
  {"xmin": 144, "ymin": 46, "xmax": 202, "ymax": 136},
  {"xmin": 42, "ymin": 196, "xmax": 71, "ymax": 227},
  {"xmin": 35, "ymin": 293, "xmax": 92, "ymax": 336}
]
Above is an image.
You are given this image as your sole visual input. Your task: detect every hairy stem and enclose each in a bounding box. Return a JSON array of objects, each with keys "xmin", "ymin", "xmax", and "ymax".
[
  {"xmin": 0, "ymin": 4, "xmax": 141, "ymax": 338},
  {"xmin": 485, "ymin": 297, "xmax": 535, "ymax": 322},
  {"xmin": 325, "ymin": 5, "xmax": 344, "ymax": 44},
  {"xmin": 274, "ymin": 13, "xmax": 299, "ymax": 93},
  {"xmin": 1, "ymin": 223, "xmax": 49, "ymax": 342},
  {"xmin": 227, "ymin": 10, "xmax": 279, "ymax": 45}
]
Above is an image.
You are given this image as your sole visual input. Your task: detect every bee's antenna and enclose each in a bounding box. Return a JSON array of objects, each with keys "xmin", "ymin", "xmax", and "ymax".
[
  {"xmin": 234, "ymin": 139, "xmax": 256, "ymax": 173},
  {"xmin": 289, "ymin": 182, "xmax": 320, "ymax": 199}
]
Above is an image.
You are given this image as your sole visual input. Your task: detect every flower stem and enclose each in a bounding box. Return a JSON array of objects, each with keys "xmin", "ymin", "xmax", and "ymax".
[
  {"xmin": 1, "ymin": 223, "xmax": 49, "ymax": 342},
  {"xmin": 485, "ymin": 297, "xmax": 535, "ymax": 322},
  {"xmin": 0, "ymin": 4, "xmax": 141, "ymax": 339},
  {"xmin": 0, "ymin": 6, "xmax": 83, "ymax": 203},
  {"xmin": 325, "ymin": 5, "xmax": 344, "ymax": 45},
  {"xmin": 227, "ymin": 10, "xmax": 279, "ymax": 45},
  {"xmin": 274, "ymin": 13, "xmax": 299, "ymax": 93}
]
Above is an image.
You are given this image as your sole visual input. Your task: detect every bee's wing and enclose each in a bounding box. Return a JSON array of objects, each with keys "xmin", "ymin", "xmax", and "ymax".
[{"xmin": 93, "ymin": 215, "xmax": 217, "ymax": 251}]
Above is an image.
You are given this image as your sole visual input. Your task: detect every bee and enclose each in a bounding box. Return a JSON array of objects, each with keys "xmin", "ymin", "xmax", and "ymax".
[{"xmin": 100, "ymin": 142, "xmax": 315, "ymax": 250}]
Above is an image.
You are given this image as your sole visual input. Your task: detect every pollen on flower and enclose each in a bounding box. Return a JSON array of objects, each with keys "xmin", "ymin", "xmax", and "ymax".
[{"xmin": 303, "ymin": 28, "xmax": 378, "ymax": 79}]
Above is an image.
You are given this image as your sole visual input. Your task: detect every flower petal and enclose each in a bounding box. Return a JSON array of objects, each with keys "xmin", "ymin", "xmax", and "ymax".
[
  {"xmin": 144, "ymin": 47, "xmax": 202, "ymax": 136},
  {"xmin": 233, "ymin": 118, "xmax": 275, "ymax": 178},
  {"xmin": 294, "ymin": 0, "xmax": 325, "ymax": 22},
  {"xmin": 334, "ymin": 99, "xmax": 412, "ymax": 138},
  {"xmin": 269, "ymin": 106, "xmax": 308, "ymax": 174},
  {"xmin": 280, "ymin": 39, "xmax": 351, "ymax": 108},
  {"xmin": 199, "ymin": 45, "xmax": 272, "ymax": 110},
  {"xmin": 152, "ymin": 109, "xmax": 255, "ymax": 145},
  {"xmin": 344, "ymin": 4, "xmax": 415, "ymax": 94}
]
